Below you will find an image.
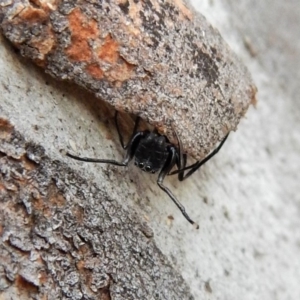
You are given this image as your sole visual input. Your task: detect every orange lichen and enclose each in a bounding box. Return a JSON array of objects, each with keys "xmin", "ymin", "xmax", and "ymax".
[
  {"xmin": 66, "ymin": 8, "xmax": 99, "ymax": 62},
  {"xmin": 97, "ymin": 34, "xmax": 120, "ymax": 64},
  {"xmin": 86, "ymin": 63, "xmax": 104, "ymax": 79}
]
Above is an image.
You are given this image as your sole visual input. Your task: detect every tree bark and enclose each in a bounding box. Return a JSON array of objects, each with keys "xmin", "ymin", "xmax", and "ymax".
[
  {"xmin": 1, "ymin": 0, "xmax": 300, "ymax": 300},
  {"xmin": 0, "ymin": 118, "xmax": 193, "ymax": 299},
  {"xmin": 0, "ymin": 0, "xmax": 256, "ymax": 160}
]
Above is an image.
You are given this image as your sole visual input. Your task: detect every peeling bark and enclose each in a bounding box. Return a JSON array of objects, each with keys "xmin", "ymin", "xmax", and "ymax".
[{"xmin": 0, "ymin": 0, "xmax": 256, "ymax": 160}]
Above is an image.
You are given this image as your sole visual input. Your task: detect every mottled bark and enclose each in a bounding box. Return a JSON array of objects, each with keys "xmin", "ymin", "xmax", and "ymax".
[
  {"xmin": 1, "ymin": 0, "xmax": 300, "ymax": 299},
  {"xmin": 0, "ymin": 119, "xmax": 193, "ymax": 300},
  {"xmin": 0, "ymin": 0, "xmax": 255, "ymax": 160}
]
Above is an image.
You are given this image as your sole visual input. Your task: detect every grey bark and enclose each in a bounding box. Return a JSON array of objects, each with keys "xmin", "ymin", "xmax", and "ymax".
[
  {"xmin": 0, "ymin": 0, "xmax": 300, "ymax": 300},
  {"xmin": 0, "ymin": 120, "xmax": 193, "ymax": 299}
]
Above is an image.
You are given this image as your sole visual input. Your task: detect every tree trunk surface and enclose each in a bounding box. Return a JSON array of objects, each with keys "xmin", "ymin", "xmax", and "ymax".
[{"xmin": 1, "ymin": 0, "xmax": 300, "ymax": 300}]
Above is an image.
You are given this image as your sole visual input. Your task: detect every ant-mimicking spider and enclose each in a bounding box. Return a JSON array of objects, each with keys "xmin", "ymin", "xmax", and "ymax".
[{"xmin": 67, "ymin": 112, "xmax": 228, "ymax": 229}]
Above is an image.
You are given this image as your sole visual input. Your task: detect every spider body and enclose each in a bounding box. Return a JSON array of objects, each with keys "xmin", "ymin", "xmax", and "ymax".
[
  {"xmin": 134, "ymin": 132, "xmax": 169, "ymax": 174},
  {"xmin": 67, "ymin": 112, "xmax": 229, "ymax": 229}
]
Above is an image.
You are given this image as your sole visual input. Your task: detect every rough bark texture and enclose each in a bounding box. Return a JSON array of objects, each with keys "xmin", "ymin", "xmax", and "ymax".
[
  {"xmin": 0, "ymin": 0, "xmax": 256, "ymax": 160},
  {"xmin": 0, "ymin": 118, "xmax": 194, "ymax": 300},
  {"xmin": 0, "ymin": 0, "xmax": 300, "ymax": 300}
]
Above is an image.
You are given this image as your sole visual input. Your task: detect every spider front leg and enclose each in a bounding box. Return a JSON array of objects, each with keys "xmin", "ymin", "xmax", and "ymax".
[
  {"xmin": 66, "ymin": 131, "xmax": 145, "ymax": 166},
  {"xmin": 157, "ymin": 145, "xmax": 199, "ymax": 229}
]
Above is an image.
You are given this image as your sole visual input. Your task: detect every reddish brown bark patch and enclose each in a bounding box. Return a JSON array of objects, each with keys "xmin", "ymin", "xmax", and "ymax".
[
  {"xmin": 66, "ymin": 8, "xmax": 99, "ymax": 62},
  {"xmin": 98, "ymin": 34, "xmax": 120, "ymax": 64},
  {"xmin": 86, "ymin": 63, "xmax": 104, "ymax": 79}
]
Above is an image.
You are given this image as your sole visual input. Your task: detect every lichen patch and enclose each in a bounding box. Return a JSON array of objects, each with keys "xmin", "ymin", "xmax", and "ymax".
[
  {"xmin": 97, "ymin": 34, "xmax": 119, "ymax": 64},
  {"xmin": 66, "ymin": 8, "xmax": 99, "ymax": 62},
  {"xmin": 86, "ymin": 63, "xmax": 104, "ymax": 79}
]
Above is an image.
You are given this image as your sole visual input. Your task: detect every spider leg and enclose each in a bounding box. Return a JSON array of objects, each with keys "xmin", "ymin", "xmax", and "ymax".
[
  {"xmin": 166, "ymin": 126, "xmax": 187, "ymax": 180},
  {"xmin": 173, "ymin": 128, "xmax": 188, "ymax": 181},
  {"xmin": 167, "ymin": 126, "xmax": 191, "ymax": 181},
  {"xmin": 175, "ymin": 153, "xmax": 187, "ymax": 181},
  {"xmin": 115, "ymin": 111, "xmax": 141, "ymax": 149},
  {"xmin": 66, "ymin": 131, "xmax": 146, "ymax": 166},
  {"xmin": 170, "ymin": 133, "xmax": 229, "ymax": 181},
  {"xmin": 157, "ymin": 145, "xmax": 199, "ymax": 229}
]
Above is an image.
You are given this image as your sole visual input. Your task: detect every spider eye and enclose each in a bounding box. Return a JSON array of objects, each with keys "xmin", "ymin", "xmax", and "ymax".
[
  {"xmin": 134, "ymin": 161, "xmax": 138, "ymax": 166},
  {"xmin": 151, "ymin": 170, "xmax": 156, "ymax": 174},
  {"xmin": 139, "ymin": 162, "xmax": 144, "ymax": 168},
  {"xmin": 146, "ymin": 165, "xmax": 152, "ymax": 172}
]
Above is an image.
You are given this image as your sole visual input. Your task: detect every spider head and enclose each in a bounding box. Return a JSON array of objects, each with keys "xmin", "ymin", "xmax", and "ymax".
[
  {"xmin": 134, "ymin": 160, "xmax": 157, "ymax": 173},
  {"xmin": 134, "ymin": 132, "xmax": 169, "ymax": 174}
]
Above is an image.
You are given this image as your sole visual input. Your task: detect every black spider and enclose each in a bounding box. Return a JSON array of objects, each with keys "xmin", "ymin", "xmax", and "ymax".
[{"xmin": 67, "ymin": 112, "xmax": 228, "ymax": 229}]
